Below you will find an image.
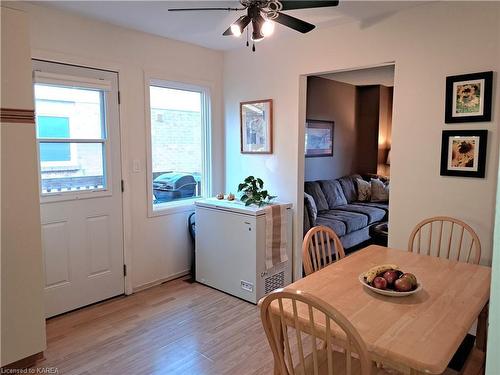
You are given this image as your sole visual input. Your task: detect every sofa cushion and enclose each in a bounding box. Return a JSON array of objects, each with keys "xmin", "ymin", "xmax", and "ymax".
[
  {"xmin": 316, "ymin": 210, "xmax": 367, "ymax": 235},
  {"xmin": 325, "ymin": 210, "xmax": 368, "ymax": 233},
  {"xmin": 319, "ymin": 180, "xmax": 347, "ymax": 208},
  {"xmin": 338, "ymin": 175, "xmax": 361, "ymax": 203},
  {"xmin": 315, "ymin": 216, "xmax": 347, "ymax": 237},
  {"xmin": 334, "ymin": 204, "xmax": 386, "ymax": 224},
  {"xmin": 304, "ymin": 181, "xmax": 329, "ymax": 211},
  {"xmin": 356, "ymin": 202, "xmax": 389, "ymax": 212}
]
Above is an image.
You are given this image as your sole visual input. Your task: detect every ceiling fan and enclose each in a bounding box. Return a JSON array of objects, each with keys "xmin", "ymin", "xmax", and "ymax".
[{"xmin": 168, "ymin": 0, "xmax": 339, "ymax": 51}]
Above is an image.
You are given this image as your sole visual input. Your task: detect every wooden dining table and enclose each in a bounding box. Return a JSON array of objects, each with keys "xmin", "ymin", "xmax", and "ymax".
[{"xmin": 270, "ymin": 245, "xmax": 491, "ymax": 375}]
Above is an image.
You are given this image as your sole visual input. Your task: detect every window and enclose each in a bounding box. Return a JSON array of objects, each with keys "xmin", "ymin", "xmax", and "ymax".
[
  {"xmin": 34, "ymin": 83, "xmax": 108, "ymax": 195},
  {"xmin": 147, "ymin": 80, "xmax": 211, "ymax": 213}
]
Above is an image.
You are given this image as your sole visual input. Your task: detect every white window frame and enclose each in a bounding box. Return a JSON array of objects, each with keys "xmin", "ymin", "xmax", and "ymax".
[
  {"xmin": 33, "ymin": 72, "xmax": 113, "ymax": 203},
  {"xmin": 145, "ymin": 78, "xmax": 212, "ymax": 217}
]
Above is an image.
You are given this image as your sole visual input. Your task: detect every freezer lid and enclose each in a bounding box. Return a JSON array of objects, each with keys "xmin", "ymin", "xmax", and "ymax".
[{"xmin": 195, "ymin": 198, "xmax": 292, "ymax": 216}]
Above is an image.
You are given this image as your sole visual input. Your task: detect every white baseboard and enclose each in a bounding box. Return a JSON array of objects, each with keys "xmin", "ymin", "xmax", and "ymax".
[{"xmin": 132, "ymin": 270, "xmax": 191, "ymax": 293}]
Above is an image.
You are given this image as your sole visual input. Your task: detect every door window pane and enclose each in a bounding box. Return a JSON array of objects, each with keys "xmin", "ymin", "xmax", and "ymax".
[
  {"xmin": 39, "ymin": 143, "xmax": 105, "ymax": 194},
  {"xmin": 150, "ymin": 86, "xmax": 203, "ymax": 206},
  {"xmin": 34, "ymin": 83, "xmax": 108, "ymax": 195},
  {"xmin": 34, "ymin": 84, "xmax": 105, "ymax": 139}
]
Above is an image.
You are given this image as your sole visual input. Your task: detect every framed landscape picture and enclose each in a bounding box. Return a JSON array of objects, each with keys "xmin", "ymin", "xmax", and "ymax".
[
  {"xmin": 440, "ymin": 130, "xmax": 488, "ymax": 178},
  {"xmin": 445, "ymin": 71, "xmax": 493, "ymax": 123},
  {"xmin": 305, "ymin": 120, "xmax": 334, "ymax": 157},
  {"xmin": 240, "ymin": 99, "xmax": 273, "ymax": 154}
]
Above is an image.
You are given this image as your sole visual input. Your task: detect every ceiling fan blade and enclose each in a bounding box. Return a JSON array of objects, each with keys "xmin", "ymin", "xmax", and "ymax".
[
  {"xmin": 223, "ymin": 15, "xmax": 251, "ymax": 36},
  {"xmin": 273, "ymin": 12, "xmax": 315, "ymax": 33},
  {"xmin": 168, "ymin": 7, "xmax": 244, "ymax": 12},
  {"xmin": 279, "ymin": 1, "xmax": 339, "ymax": 11}
]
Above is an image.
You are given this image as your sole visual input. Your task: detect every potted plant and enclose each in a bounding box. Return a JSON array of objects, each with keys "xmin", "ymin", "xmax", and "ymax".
[{"xmin": 237, "ymin": 176, "xmax": 276, "ymax": 207}]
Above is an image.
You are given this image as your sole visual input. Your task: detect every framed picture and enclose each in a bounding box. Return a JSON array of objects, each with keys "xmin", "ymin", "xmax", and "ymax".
[
  {"xmin": 440, "ymin": 130, "xmax": 488, "ymax": 178},
  {"xmin": 445, "ymin": 71, "xmax": 493, "ymax": 123},
  {"xmin": 305, "ymin": 120, "xmax": 334, "ymax": 157},
  {"xmin": 240, "ymin": 99, "xmax": 273, "ymax": 154}
]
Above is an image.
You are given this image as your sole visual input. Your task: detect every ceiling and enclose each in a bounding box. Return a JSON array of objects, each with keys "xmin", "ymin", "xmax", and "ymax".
[
  {"xmin": 38, "ymin": 1, "xmax": 421, "ymax": 51},
  {"xmin": 320, "ymin": 65, "xmax": 395, "ymax": 87}
]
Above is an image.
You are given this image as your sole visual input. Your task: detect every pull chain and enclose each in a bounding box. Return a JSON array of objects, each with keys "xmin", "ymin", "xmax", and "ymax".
[
  {"xmin": 246, "ymin": 27, "xmax": 249, "ymax": 47},
  {"xmin": 252, "ymin": 43, "xmax": 256, "ymax": 52}
]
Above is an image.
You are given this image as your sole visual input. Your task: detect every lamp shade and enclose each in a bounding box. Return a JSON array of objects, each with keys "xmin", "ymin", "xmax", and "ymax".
[{"xmin": 386, "ymin": 149, "xmax": 391, "ymax": 165}]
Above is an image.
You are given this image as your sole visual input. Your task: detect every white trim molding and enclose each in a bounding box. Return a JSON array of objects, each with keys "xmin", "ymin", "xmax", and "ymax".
[{"xmin": 144, "ymin": 74, "xmax": 213, "ymax": 217}]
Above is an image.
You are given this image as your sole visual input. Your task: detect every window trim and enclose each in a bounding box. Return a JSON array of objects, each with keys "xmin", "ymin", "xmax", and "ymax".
[{"xmin": 145, "ymin": 78, "xmax": 212, "ymax": 217}]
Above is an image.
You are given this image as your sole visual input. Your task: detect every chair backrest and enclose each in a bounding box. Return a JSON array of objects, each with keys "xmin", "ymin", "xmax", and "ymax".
[
  {"xmin": 260, "ymin": 289, "xmax": 372, "ymax": 375},
  {"xmin": 408, "ymin": 216, "xmax": 481, "ymax": 264},
  {"xmin": 302, "ymin": 226, "xmax": 345, "ymax": 276}
]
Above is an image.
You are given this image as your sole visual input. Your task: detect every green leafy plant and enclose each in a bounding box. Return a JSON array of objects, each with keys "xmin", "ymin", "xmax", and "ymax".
[{"xmin": 237, "ymin": 176, "xmax": 277, "ymax": 207}]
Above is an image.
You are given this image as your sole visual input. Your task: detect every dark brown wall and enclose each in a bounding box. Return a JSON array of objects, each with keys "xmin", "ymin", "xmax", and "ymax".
[
  {"xmin": 305, "ymin": 76, "xmax": 357, "ymax": 181},
  {"xmin": 377, "ymin": 86, "xmax": 393, "ymax": 176},
  {"xmin": 355, "ymin": 86, "xmax": 380, "ymax": 175}
]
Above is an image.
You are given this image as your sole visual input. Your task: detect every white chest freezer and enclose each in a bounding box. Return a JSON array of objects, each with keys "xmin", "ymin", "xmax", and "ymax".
[{"xmin": 195, "ymin": 198, "xmax": 293, "ymax": 304}]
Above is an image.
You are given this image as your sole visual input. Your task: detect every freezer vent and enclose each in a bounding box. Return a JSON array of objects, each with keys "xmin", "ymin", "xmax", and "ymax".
[{"xmin": 265, "ymin": 271, "xmax": 285, "ymax": 294}]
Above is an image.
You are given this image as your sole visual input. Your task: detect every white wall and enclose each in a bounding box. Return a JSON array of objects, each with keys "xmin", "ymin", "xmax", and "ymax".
[
  {"xmin": 486, "ymin": 158, "xmax": 500, "ymax": 373},
  {"xmin": 18, "ymin": 3, "xmax": 225, "ymax": 291},
  {"xmin": 224, "ymin": 2, "xmax": 500, "ymax": 279}
]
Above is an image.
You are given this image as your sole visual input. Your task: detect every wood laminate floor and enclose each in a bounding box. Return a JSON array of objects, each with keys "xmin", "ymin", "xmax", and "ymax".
[
  {"xmin": 35, "ymin": 277, "xmax": 458, "ymax": 375},
  {"xmin": 36, "ymin": 277, "xmax": 274, "ymax": 375}
]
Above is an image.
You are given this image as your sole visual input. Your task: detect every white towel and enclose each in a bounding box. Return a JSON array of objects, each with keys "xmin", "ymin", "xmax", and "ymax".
[{"xmin": 264, "ymin": 204, "xmax": 288, "ymax": 270}]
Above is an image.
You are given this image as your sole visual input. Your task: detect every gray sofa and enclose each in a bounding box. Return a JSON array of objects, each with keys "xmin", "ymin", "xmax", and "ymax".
[{"xmin": 304, "ymin": 174, "xmax": 389, "ymax": 250}]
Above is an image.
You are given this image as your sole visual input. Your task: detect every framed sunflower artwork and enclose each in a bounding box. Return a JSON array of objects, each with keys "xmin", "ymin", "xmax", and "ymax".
[
  {"xmin": 445, "ymin": 71, "xmax": 493, "ymax": 123},
  {"xmin": 440, "ymin": 130, "xmax": 488, "ymax": 178}
]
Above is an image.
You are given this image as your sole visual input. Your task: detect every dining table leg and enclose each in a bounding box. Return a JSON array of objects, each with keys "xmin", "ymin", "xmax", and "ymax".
[{"xmin": 476, "ymin": 302, "xmax": 489, "ymax": 352}]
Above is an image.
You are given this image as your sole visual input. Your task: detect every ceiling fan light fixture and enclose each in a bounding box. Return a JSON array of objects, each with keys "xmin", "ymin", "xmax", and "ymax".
[
  {"xmin": 261, "ymin": 19, "xmax": 275, "ymax": 37},
  {"xmin": 251, "ymin": 32, "xmax": 264, "ymax": 42},
  {"xmin": 230, "ymin": 23, "xmax": 242, "ymax": 37}
]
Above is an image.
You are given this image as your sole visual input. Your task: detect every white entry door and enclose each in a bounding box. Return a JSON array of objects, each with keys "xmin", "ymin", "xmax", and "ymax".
[{"xmin": 33, "ymin": 60, "xmax": 124, "ymax": 317}]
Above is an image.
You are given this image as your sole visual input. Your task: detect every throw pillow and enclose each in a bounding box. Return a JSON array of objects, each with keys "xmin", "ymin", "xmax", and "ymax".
[
  {"xmin": 304, "ymin": 181, "xmax": 329, "ymax": 211},
  {"xmin": 356, "ymin": 178, "xmax": 371, "ymax": 202},
  {"xmin": 371, "ymin": 178, "xmax": 389, "ymax": 202},
  {"xmin": 304, "ymin": 192, "xmax": 318, "ymax": 222},
  {"xmin": 319, "ymin": 180, "xmax": 348, "ymax": 209}
]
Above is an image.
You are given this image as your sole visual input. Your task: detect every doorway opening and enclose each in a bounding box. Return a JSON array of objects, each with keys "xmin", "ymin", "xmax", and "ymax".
[{"xmin": 301, "ymin": 64, "xmax": 395, "ymax": 259}]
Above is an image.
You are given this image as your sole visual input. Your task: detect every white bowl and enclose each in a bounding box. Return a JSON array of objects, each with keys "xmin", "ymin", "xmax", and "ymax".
[{"xmin": 358, "ymin": 274, "xmax": 422, "ymax": 297}]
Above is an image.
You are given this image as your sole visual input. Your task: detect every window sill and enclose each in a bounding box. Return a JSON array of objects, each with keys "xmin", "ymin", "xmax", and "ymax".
[{"xmin": 148, "ymin": 198, "xmax": 200, "ymax": 218}]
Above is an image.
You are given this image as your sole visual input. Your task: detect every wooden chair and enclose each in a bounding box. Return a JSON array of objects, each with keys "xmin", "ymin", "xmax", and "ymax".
[
  {"xmin": 408, "ymin": 216, "xmax": 481, "ymax": 264},
  {"xmin": 260, "ymin": 289, "xmax": 376, "ymax": 375},
  {"xmin": 302, "ymin": 226, "xmax": 345, "ymax": 276}
]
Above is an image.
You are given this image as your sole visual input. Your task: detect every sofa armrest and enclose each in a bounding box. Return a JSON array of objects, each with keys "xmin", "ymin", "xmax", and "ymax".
[{"xmin": 303, "ymin": 197, "xmax": 316, "ymax": 236}]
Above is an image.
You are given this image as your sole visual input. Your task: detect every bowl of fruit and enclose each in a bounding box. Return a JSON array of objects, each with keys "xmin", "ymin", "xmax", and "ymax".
[{"xmin": 359, "ymin": 264, "xmax": 421, "ymax": 297}]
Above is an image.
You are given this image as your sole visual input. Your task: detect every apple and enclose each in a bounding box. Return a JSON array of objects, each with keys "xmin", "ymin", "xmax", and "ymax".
[
  {"xmin": 394, "ymin": 277, "xmax": 413, "ymax": 292},
  {"xmin": 401, "ymin": 273, "xmax": 417, "ymax": 288},
  {"xmin": 382, "ymin": 270, "xmax": 399, "ymax": 286},
  {"xmin": 372, "ymin": 276, "xmax": 388, "ymax": 290}
]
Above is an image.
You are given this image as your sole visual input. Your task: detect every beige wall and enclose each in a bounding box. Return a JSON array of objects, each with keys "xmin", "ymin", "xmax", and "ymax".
[
  {"xmin": 1, "ymin": 6, "xmax": 46, "ymax": 366},
  {"xmin": 13, "ymin": 2, "xmax": 225, "ymax": 291},
  {"xmin": 305, "ymin": 76, "xmax": 357, "ymax": 181},
  {"xmin": 224, "ymin": 2, "xmax": 500, "ymax": 279}
]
